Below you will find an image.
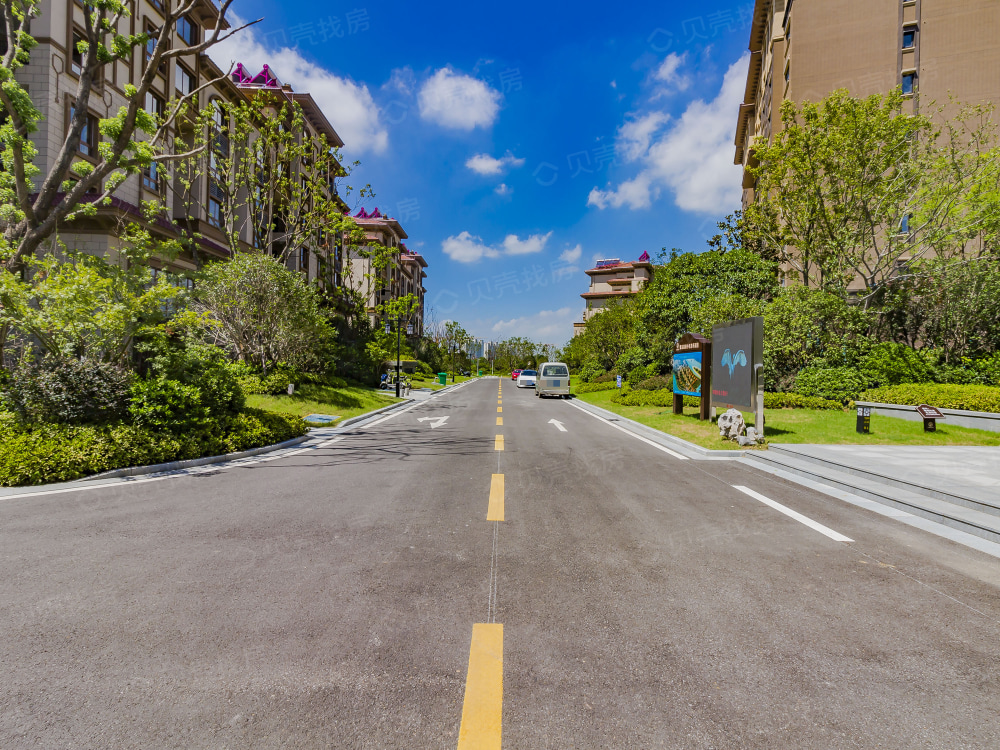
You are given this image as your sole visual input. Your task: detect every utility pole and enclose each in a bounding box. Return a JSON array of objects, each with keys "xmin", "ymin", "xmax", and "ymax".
[{"xmin": 395, "ymin": 316, "xmax": 402, "ymax": 398}]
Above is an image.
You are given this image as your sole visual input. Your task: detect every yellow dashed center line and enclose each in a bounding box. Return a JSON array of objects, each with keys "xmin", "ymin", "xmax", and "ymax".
[
  {"xmin": 457, "ymin": 623, "xmax": 503, "ymax": 750},
  {"xmin": 487, "ymin": 474, "xmax": 504, "ymax": 521},
  {"xmin": 497, "ymin": 406, "xmax": 502, "ymax": 413},
  {"xmin": 496, "ymin": 416, "xmax": 503, "ymax": 426},
  {"xmin": 495, "ymin": 435, "xmax": 504, "ymax": 451}
]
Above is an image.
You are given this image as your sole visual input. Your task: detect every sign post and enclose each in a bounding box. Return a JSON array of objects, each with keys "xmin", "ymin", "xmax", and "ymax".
[
  {"xmin": 916, "ymin": 404, "xmax": 945, "ymax": 432},
  {"xmin": 710, "ymin": 317, "xmax": 764, "ymax": 430},
  {"xmin": 856, "ymin": 406, "xmax": 871, "ymax": 434},
  {"xmin": 672, "ymin": 332, "xmax": 712, "ymax": 420}
]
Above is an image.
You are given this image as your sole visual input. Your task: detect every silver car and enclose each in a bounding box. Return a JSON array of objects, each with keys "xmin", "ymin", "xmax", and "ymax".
[
  {"xmin": 535, "ymin": 362, "xmax": 571, "ymax": 398},
  {"xmin": 516, "ymin": 369, "xmax": 537, "ymax": 388}
]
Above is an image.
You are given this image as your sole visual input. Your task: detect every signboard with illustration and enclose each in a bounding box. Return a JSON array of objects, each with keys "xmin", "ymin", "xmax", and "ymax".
[
  {"xmin": 711, "ymin": 317, "xmax": 764, "ymax": 412},
  {"xmin": 671, "ymin": 351, "xmax": 703, "ymax": 396}
]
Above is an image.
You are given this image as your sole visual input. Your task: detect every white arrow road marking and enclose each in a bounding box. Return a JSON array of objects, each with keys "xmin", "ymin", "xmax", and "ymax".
[
  {"xmin": 418, "ymin": 416, "xmax": 450, "ymax": 429},
  {"xmin": 548, "ymin": 419, "xmax": 567, "ymax": 432}
]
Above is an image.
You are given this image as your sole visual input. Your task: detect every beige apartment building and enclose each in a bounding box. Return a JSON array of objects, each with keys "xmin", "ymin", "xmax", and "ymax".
[
  {"xmin": 735, "ymin": 0, "xmax": 1000, "ymax": 209},
  {"xmin": 347, "ymin": 208, "xmax": 427, "ymax": 336},
  {"xmin": 573, "ymin": 252, "xmax": 653, "ymax": 336},
  {"xmin": 14, "ymin": 0, "xmax": 421, "ymax": 311}
]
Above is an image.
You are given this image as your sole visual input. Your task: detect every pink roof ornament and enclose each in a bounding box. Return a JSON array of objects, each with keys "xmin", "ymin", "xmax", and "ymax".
[
  {"xmin": 231, "ymin": 63, "xmax": 281, "ymax": 89},
  {"xmin": 638, "ymin": 251, "xmax": 650, "ymax": 262}
]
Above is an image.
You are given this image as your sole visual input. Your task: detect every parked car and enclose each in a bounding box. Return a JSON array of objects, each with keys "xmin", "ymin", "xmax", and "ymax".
[
  {"xmin": 516, "ymin": 369, "xmax": 537, "ymax": 388},
  {"xmin": 535, "ymin": 362, "xmax": 571, "ymax": 398},
  {"xmin": 512, "ymin": 369, "xmax": 522, "ymax": 381}
]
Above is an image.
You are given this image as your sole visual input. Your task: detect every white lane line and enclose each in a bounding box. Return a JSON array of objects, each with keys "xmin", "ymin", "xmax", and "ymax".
[
  {"xmin": 733, "ymin": 485, "xmax": 854, "ymax": 543},
  {"xmin": 564, "ymin": 399, "xmax": 688, "ymax": 460}
]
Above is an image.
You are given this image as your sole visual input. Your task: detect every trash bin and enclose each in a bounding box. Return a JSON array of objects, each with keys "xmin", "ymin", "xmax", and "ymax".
[
  {"xmin": 478, "ymin": 370, "xmax": 483, "ymax": 377},
  {"xmin": 438, "ymin": 372, "xmax": 448, "ymax": 385}
]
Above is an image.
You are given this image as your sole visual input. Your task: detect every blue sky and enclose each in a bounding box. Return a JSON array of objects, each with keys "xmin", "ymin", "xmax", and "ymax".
[{"xmin": 212, "ymin": 1, "xmax": 755, "ymax": 346}]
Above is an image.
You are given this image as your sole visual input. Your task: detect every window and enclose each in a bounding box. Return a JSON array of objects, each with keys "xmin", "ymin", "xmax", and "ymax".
[
  {"xmin": 70, "ymin": 104, "xmax": 99, "ymax": 157},
  {"xmin": 145, "ymin": 90, "xmax": 164, "ymax": 119},
  {"xmin": 149, "ymin": 0, "xmax": 164, "ymax": 11},
  {"xmin": 176, "ymin": 63, "xmax": 195, "ymax": 95},
  {"xmin": 902, "ymin": 72, "xmax": 915, "ymax": 95},
  {"xmin": 207, "ymin": 179, "xmax": 224, "ymax": 227},
  {"xmin": 299, "ymin": 247, "xmax": 309, "ymax": 273},
  {"xmin": 142, "ymin": 161, "xmax": 161, "ymax": 192},
  {"xmin": 784, "ymin": 63, "xmax": 790, "ymax": 84},
  {"xmin": 902, "ymin": 26, "xmax": 916, "ymax": 50},
  {"xmin": 900, "ymin": 213, "xmax": 912, "ymax": 234},
  {"xmin": 176, "ymin": 16, "xmax": 198, "ymax": 46},
  {"xmin": 145, "ymin": 26, "xmax": 157, "ymax": 61},
  {"xmin": 71, "ymin": 30, "xmax": 84, "ymax": 76}
]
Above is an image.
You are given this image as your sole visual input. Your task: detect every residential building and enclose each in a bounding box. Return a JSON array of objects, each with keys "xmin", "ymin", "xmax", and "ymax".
[
  {"xmin": 573, "ymin": 252, "xmax": 654, "ymax": 336},
  {"xmin": 346, "ymin": 208, "xmax": 426, "ymax": 336},
  {"xmin": 735, "ymin": 0, "xmax": 1000, "ymax": 211},
  {"xmin": 13, "ymin": 1, "xmax": 349, "ymax": 290}
]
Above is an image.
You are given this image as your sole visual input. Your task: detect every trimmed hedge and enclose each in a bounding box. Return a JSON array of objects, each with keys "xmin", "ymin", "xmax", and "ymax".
[
  {"xmin": 763, "ymin": 392, "xmax": 845, "ymax": 410},
  {"xmin": 575, "ymin": 381, "xmax": 619, "ymax": 394},
  {"xmin": 860, "ymin": 384, "xmax": 1000, "ymax": 414},
  {"xmin": 0, "ymin": 408, "xmax": 307, "ymax": 487}
]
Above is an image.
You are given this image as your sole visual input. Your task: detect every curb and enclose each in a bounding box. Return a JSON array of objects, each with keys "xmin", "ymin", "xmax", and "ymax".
[
  {"xmin": 80, "ymin": 397, "xmax": 415, "ymax": 483},
  {"xmin": 569, "ymin": 397, "xmax": 747, "ymax": 459}
]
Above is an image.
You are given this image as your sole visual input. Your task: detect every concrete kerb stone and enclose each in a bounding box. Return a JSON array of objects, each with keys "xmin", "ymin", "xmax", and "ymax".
[
  {"xmin": 569, "ymin": 398, "xmax": 746, "ymax": 460},
  {"xmin": 76, "ymin": 398, "xmax": 416, "ymax": 483}
]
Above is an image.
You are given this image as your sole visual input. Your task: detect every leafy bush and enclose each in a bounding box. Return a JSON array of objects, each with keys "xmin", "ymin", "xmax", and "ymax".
[
  {"xmin": 612, "ymin": 389, "xmax": 674, "ymax": 407},
  {"xmin": 627, "ymin": 365, "xmax": 648, "ymax": 386},
  {"xmin": 594, "ymin": 371, "xmax": 618, "ymax": 384},
  {"xmin": 575, "ymin": 381, "xmax": 619, "ymax": 394},
  {"xmin": 859, "ymin": 342, "xmax": 935, "ymax": 388},
  {"xmin": 763, "ymin": 392, "xmax": 844, "ymax": 410},
  {"xmin": 0, "ymin": 408, "xmax": 307, "ymax": 487},
  {"xmin": 860, "ymin": 384, "xmax": 1000, "ymax": 413},
  {"xmin": 793, "ymin": 366, "xmax": 869, "ymax": 404},
  {"xmin": 2, "ymin": 356, "xmax": 133, "ymax": 425},
  {"xmin": 616, "ymin": 347, "xmax": 649, "ymax": 379},
  {"xmin": 578, "ymin": 360, "xmax": 606, "ymax": 383},
  {"xmin": 129, "ymin": 378, "xmax": 208, "ymax": 432},
  {"xmin": 634, "ymin": 375, "xmax": 673, "ymax": 391}
]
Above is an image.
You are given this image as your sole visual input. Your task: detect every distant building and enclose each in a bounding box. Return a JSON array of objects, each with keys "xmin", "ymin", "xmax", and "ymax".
[
  {"xmin": 573, "ymin": 252, "xmax": 654, "ymax": 336},
  {"xmin": 347, "ymin": 208, "xmax": 426, "ymax": 336}
]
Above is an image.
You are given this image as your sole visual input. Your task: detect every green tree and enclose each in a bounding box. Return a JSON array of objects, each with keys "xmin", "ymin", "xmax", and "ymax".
[{"xmin": 192, "ymin": 252, "xmax": 330, "ymax": 375}]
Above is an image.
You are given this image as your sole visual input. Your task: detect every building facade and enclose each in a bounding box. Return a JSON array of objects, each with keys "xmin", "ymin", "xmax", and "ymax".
[
  {"xmin": 346, "ymin": 208, "xmax": 426, "ymax": 336},
  {"xmin": 13, "ymin": 1, "xmax": 428, "ymax": 311},
  {"xmin": 573, "ymin": 252, "xmax": 653, "ymax": 336},
  {"xmin": 736, "ymin": 0, "xmax": 1000, "ymax": 210}
]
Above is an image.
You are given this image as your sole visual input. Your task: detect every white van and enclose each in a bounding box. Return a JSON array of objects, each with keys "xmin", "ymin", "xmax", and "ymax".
[{"xmin": 535, "ymin": 362, "xmax": 571, "ymax": 398}]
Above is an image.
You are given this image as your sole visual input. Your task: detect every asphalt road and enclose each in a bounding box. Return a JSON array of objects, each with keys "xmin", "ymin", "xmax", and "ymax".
[{"xmin": 1, "ymin": 376, "xmax": 999, "ymax": 749}]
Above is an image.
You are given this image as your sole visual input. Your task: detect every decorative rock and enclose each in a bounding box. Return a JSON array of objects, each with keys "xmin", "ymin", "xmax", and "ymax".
[
  {"xmin": 737, "ymin": 435, "xmax": 756, "ymax": 447},
  {"xmin": 718, "ymin": 408, "xmax": 746, "ymax": 440}
]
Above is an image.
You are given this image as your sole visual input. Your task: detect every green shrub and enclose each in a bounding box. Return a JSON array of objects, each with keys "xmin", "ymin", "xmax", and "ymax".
[
  {"xmin": 2, "ymin": 356, "xmax": 133, "ymax": 425},
  {"xmin": 578, "ymin": 360, "xmax": 606, "ymax": 383},
  {"xmin": 616, "ymin": 347, "xmax": 648, "ymax": 378},
  {"xmin": 764, "ymin": 392, "xmax": 844, "ymax": 410},
  {"xmin": 859, "ymin": 342, "xmax": 935, "ymax": 387},
  {"xmin": 612, "ymin": 389, "xmax": 674, "ymax": 407},
  {"xmin": 575, "ymin": 381, "xmax": 619, "ymax": 393},
  {"xmin": 627, "ymin": 365, "xmax": 648, "ymax": 386},
  {"xmin": 0, "ymin": 408, "xmax": 307, "ymax": 487},
  {"xmin": 594, "ymin": 371, "xmax": 618, "ymax": 384},
  {"xmin": 793, "ymin": 366, "xmax": 869, "ymax": 404},
  {"xmin": 129, "ymin": 378, "xmax": 208, "ymax": 432},
  {"xmin": 634, "ymin": 375, "xmax": 673, "ymax": 391},
  {"xmin": 860, "ymin": 383, "xmax": 1000, "ymax": 413}
]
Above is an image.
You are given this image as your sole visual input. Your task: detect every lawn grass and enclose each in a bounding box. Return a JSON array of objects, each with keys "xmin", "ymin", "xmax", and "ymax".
[
  {"xmin": 408, "ymin": 373, "xmax": 477, "ymax": 390},
  {"xmin": 246, "ymin": 383, "xmax": 400, "ymax": 425},
  {"xmin": 575, "ymin": 388, "xmax": 1000, "ymax": 450}
]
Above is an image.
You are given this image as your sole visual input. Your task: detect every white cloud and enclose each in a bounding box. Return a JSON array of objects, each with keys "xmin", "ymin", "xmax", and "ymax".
[
  {"xmin": 617, "ymin": 112, "xmax": 670, "ymax": 162},
  {"xmin": 502, "ymin": 231, "xmax": 552, "ymax": 256},
  {"xmin": 491, "ymin": 307, "xmax": 577, "ymax": 340},
  {"xmin": 494, "ymin": 183, "xmax": 513, "ymax": 196},
  {"xmin": 210, "ymin": 17, "xmax": 388, "ymax": 154},
  {"xmin": 588, "ymin": 54, "xmax": 747, "ymax": 214},
  {"xmin": 418, "ymin": 68, "xmax": 502, "ymax": 130},
  {"xmin": 466, "ymin": 150, "xmax": 525, "ymax": 176},
  {"xmin": 441, "ymin": 231, "xmax": 499, "ymax": 263},
  {"xmin": 652, "ymin": 53, "xmax": 691, "ymax": 95},
  {"xmin": 441, "ymin": 231, "xmax": 552, "ymax": 264},
  {"xmin": 560, "ymin": 244, "xmax": 582, "ymax": 263}
]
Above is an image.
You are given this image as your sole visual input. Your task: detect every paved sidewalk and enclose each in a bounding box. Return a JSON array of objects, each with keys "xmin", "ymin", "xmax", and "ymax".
[{"xmin": 772, "ymin": 445, "xmax": 1000, "ymax": 507}]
